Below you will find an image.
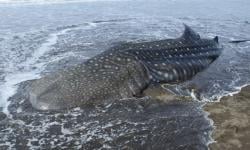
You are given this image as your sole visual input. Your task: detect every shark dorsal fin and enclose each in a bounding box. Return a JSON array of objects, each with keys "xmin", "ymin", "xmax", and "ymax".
[
  {"xmin": 213, "ymin": 36, "xmax": 219, "ymax": 43},
  {"xmin": 181, "ymin": 24, "xmax": 200, "ymax": 41}
]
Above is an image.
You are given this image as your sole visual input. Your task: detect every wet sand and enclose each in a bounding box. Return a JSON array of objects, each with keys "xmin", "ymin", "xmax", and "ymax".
[{"xmin": 204, "ymin": 85, "xmax": 250, "ymax": 150}]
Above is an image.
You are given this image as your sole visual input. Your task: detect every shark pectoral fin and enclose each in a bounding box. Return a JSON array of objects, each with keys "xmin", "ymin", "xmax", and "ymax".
[
  {"xmin": 142, "ymin": 83, "xmax": 178, "ymax": 102},
  {"xmin": 181, "ymin": 24, "xmax": 201, "ymax": 41},
  {"xmin": 132, "ymin": 92, "xmax": 145, "ymax": 98}
]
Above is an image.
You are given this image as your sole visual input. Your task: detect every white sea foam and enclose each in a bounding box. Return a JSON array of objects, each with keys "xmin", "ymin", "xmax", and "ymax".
[
  {"xmin": 0, "ymin": 72, "xmax": 40, "ymax": 113},
  {"xmin": 24, "ymin": 28, "xmax": 72, "ymax": 70},
  {"xmin": 209, "ymin": 84, "xmax": 250, "ymax": 102},
  {"xmin": 0, "ymin": 24, "xmax": 97, "ymax": 115},
  {"xmin": 0, "ymin": 30, "xmax": 69, "ymax": 114},
  {"xmin": 201, "ymin": 83, "xmax": 250, "ymax": 148}
]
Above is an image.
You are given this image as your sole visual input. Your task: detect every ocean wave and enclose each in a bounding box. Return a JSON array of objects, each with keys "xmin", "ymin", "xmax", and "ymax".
[
  {"xmin": 0, "ymin": 0, "xmax": 128, "ymax": 5},
  {"xmin": 0, "ymin": 22, "xmax": 98, "ymax": 114}
]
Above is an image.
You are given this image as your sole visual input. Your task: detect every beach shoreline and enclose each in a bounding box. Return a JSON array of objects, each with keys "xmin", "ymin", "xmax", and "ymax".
[{"xmin": 204, "ymin": 85, "xmax": 250, "ymax": 150}]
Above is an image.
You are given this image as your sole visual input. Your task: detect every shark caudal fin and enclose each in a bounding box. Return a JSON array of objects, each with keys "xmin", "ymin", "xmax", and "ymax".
[
  {"xmin": 120, "ymin": 24, "xmax": 221, "ymax": 84},
  {"xmin": 139, "ymin": 25, "xmax": 220, "ymax": 83}
]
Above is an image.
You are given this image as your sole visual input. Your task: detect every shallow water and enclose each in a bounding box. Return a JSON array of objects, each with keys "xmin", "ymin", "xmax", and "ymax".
[{"xmin": 0, "ymin": 0, "xmax": 250, "ymax": 149}]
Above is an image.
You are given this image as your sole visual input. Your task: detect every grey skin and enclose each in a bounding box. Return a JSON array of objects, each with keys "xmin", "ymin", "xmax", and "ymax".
[{"xmin": 29, "ymin": 25, "xmax": 222, "ymax": 110}]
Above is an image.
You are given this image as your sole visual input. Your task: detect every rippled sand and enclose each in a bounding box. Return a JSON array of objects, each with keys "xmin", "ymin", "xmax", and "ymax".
[{"xmin": 205, "ymin": 86, "xmax": 250, "ymax": 150}]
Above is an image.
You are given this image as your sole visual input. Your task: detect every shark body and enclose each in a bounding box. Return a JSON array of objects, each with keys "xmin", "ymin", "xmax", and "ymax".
[{"xmin": 29, "ymin": 25, "xmax": 222, "ymax": 110}]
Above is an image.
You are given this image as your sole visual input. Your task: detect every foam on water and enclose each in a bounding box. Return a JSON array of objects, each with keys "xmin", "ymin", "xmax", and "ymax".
[
  {"xmin": 0, "ymin": 72, "xmax": 40, "ymax": 113},
  {"xmin": 0, "ymin": 30, "xmax": 65, "ymax": 114},
  {"xmin": 0, "ymin": 23, "xmax": 97, "ymax": 115},
  {"xmin": 202, "ymin": 83, "xmax": 250, "ymax": 102},
  {"xmin": 23, "ymin": 28, "xmax": 72, "ymax": 70}
]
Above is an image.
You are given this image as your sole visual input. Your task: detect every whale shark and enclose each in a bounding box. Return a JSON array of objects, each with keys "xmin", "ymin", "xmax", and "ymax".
[{"xmin": 28, "ymin": 24, "xmax": 222, "ymax": 110}]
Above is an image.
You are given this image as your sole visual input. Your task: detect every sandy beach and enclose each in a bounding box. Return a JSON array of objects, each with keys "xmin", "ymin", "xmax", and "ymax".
[{"xmin": 205, "ymin": 85, "xmax": 250, "ymax": 150}]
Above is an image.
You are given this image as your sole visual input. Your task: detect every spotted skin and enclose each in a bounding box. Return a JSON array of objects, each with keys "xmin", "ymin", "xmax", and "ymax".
[{"xmin": 29, "ymin": 25, "xmax": 222, "ymax": 110}]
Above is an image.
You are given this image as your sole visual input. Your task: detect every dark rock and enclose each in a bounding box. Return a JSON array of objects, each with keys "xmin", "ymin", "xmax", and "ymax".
[
  {"xmin": 47, "ymin": 125, "xmax": 62, "ymax": 135},
  {"xmin": 0, "ymin": 112, "xmax": 6, "ymax": 121},
  {"xmin": 30, "ymin": 140, "xmax": 39, "ymax": 146},
  {"xmin": 205, "ymin": 85, "xmax": 250, "ymax": 150},
  {"xmin": 0, "ymin": 145, "xmax": 9, "ymax": 150},
  {"xmin": 15, "ymin": 136, "xmax": 29, "ymax": 150}
]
